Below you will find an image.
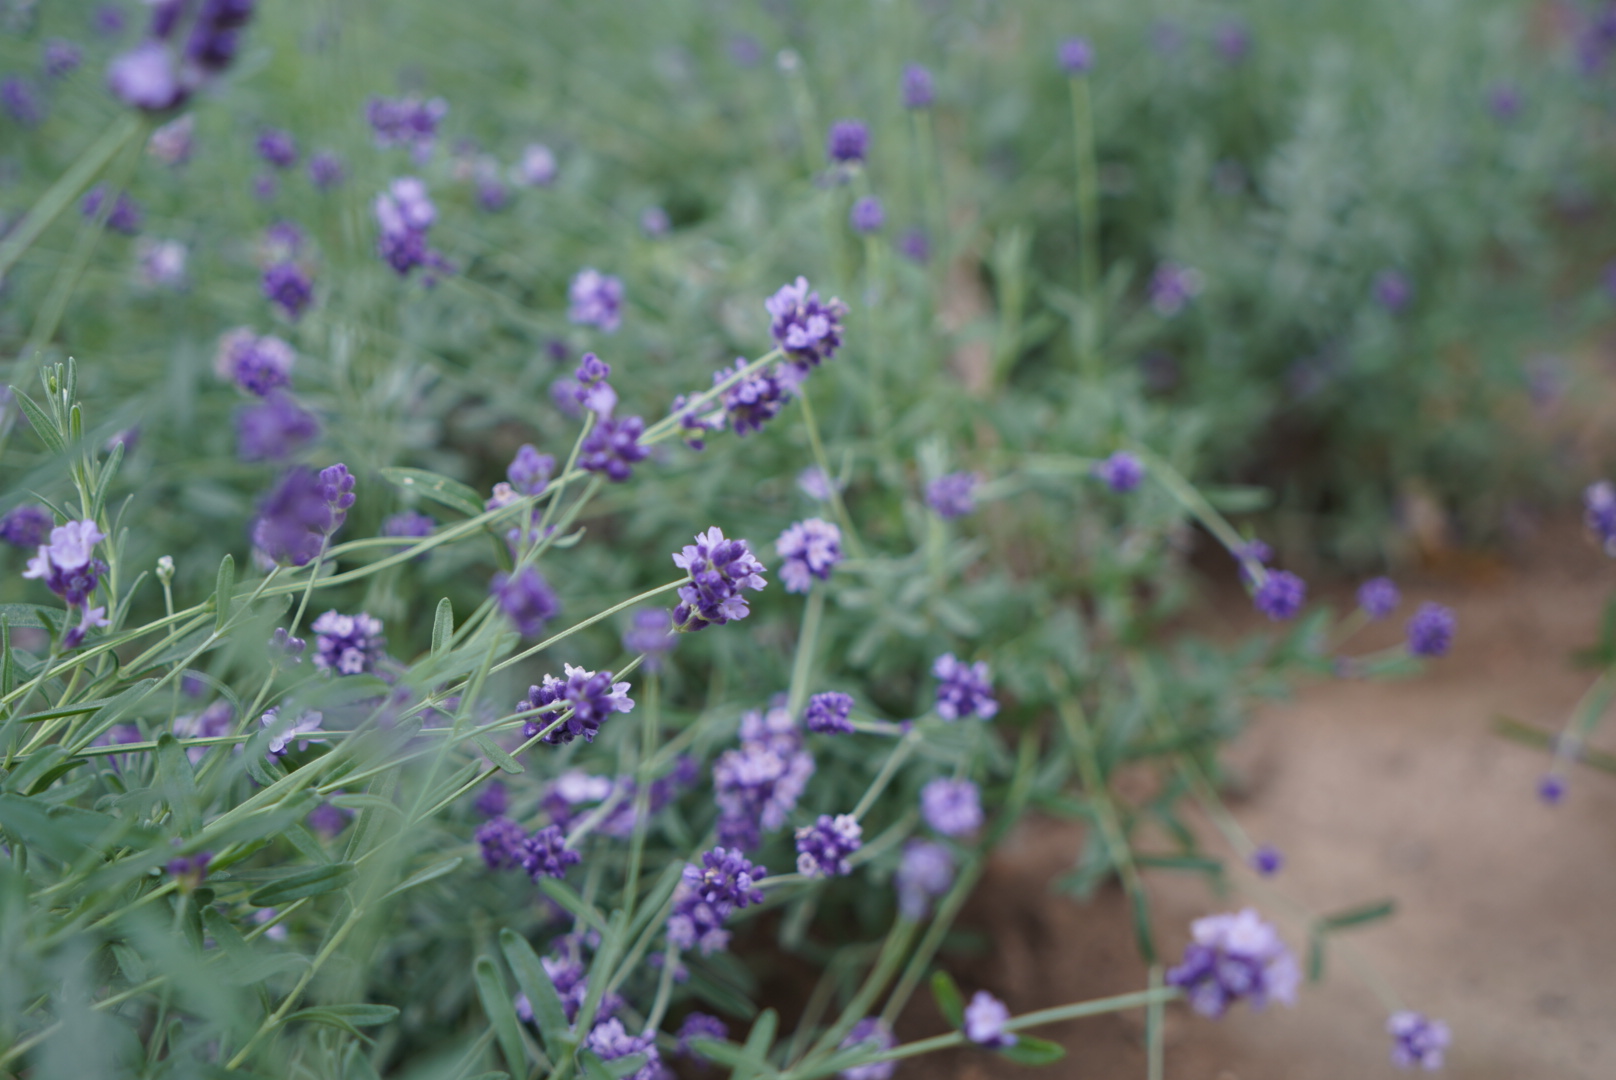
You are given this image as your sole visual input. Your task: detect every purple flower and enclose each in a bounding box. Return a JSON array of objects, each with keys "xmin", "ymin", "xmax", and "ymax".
[
  {"xmin": 308, "ymin": 801, "xmax": 351, "ymax": 837},
  {"xmin": 137, "ymin": 238, "xmax": 187, "ymax": 289},
  {"xmin": 541, "ymin": 771, "xmax": 615, "ymax": 831},
  {"xmin": 667, "ymin": 846, "xmax": 767, "ymax": 955},
  {"xmin": 898, "ymin": 228, "xmax": 931, "ymax": 263},
  {"xmin": 519, "ymin": 824, "xmax": 580, "ymax": 880},
  {"xmin": 493, "ymin": 566, "xmax": 560, "ymax": 638},
  {"xmin": 517, "ymin": 143, "xmax": 557, "ymax": 186},
  {"xmin": 262, "ymin": 262, "xmax": 313, "ymax": 321},
  {"xmin": 310, "ymin": 610, "xmax": 385, "ymax": 675},
  {"xmin": 838, "ymin": 1019, "xmax": 895, "ymax": 1080},
  {"xmin": 826, "ymin": 119, "xmax": 869, "ymax": 164},
  {"xmin": 1538, "ymin": 774, "xmax": 1567, "ymax": 805},
  {"xmin": 1387, "ymin": 1011, "xmax": 1450, "ymax": 1071},
  {"xmin": 476, "ymin": 816, "xmax": 527, "ymax": 869},
  {"xmin": 767, "ymin": 276, "xmax": 848, "ymax": 374},
  {"xmin": 849, "ymin": 196, "xmax": 885, "ymax": 235},
  {"xmin": 1214, "ymin": 20, "xmax": 1251, "ymax": 63},
  {"xmin": 374, "ymin": 177, "xmax": 448, "ymax": 279},
  {"xmin": 640, "ymin": 206, "xmax": 670, "ymax": 237},
  {"xmin": 167, "ymin": 851, "xmax": 211, "ymax": 892},
  {"xmin": 236, "ymin": 392, "xmax": 319, "ymax": 462},
  {"xmin": 805, "ymin": 691, "xmax": 854, "ymax": 735},
  {"xmin": 94, "ymin": 6, "xmax": 128, "ymax": 37},
  {"xmin": 0, "ymin": 506, "xmax": 54, "ymax": 549},
  {"xmin": 1406, "ymin": 602, "xmax": 1454, "ymax": 658},
  {"xmin": 921, "ymin": 778, "xmax": 982, "ymax": 836},
  {"xmin": 622, "ymin": 608, "xmax": 676, "ymax": 669},
  {"xmin": 927, "ymin": 472, "xmax": 977, "ymax": 519},
  {"xmin": 795, "ymin": 813, "xmax": 862, "ymax": 877},
  {"xmin": 1148, "ymin": 262, "xmax": 1202, "ymax": 316},
  {"xmin": 585, "ymin": 1019, "xmax": 661, "ymax": 1080},
  {"xmin": 1357, "ymin": 577, "xmax": 1400, "ymax": 620},
  {"xmin": 776, "ymin": 518, "xmax": 843, "ymax": 593},
  {"xmin": 799, "ymin": 466, "xmax": 841, "ymax": 501},
  {"xmin": 519, "ymin": 664, "xmax": 633, "ymax": 745},
  {"xmin": 250, "ymin": 464, "xmax": 354, "ymax": 567},
  {"xmin": 271, "ymin": 627, "xmax": 306, "ymax": 663},
  {"xmin": 713, "ymin": 706, "xmax": 815, "ymax": 848},
  {"xmin": 1253, "ymin": 570, "xmax": 1306, "ymax": 621},
  {"xmin": 901, "ymin": 64, "xmax": 935, "ymax": 109},
  {"xmin": 474, "ymin": 780, "xmax": 508, "ymax": 818},
  {"xmin": 44, "ymin": 41, "xmax": 84, "ymax": 79},
  {"xmin": 1374, "ymin": 270, "xmax": 1412, "ymax": 314},
  {"xmin": 1250, "ymin": 845, "xmax": 1283, "ymax": 876},
  {"xmin": 506, "ymin": 444, "xmax": 554, "ymax": 496},
  {"xmin": 148, "ymin": 113, "xmax": 195, "ymax": 165},
  {"xmin": 22, "ymin": 519, "xmax": 106, "ymax": 607},
  {"xmin": 106, "ymin": 39, "xmax": 185, "ymax": 111},
  {"xmin": 308, "ymin": 151, "xmax": 344, "ymax": 188},
  {"xmin": 2, "ymin": 77, "xmax": 44, "ymax": 128},
  {"xmin": 573, "ymin": 352, "xmax": 617, "ymax": 414},
  {"xmin": 173, "ymin": 699, "xmax": 232, "ymax": 763},
  {"xmin": 260, "ymin": 707, "xmax": 324, "ymax": 756},
  {"xmin": 256, "ymin": 128, "xmax": 298, "ymax": 168},
  {"xmin": 215, "ymin": 328, "xmax": 295, "ymax": 396},
  {"xmin": 715, "ymin": 358, "xmax": 791, "ymax": 436},
  {"xmin": 1093, "ymin": 451, "xmax": 1144, "ymax": 493},
  {"xmin": 896, "ymin": 839, "xmax": 954, "ymax": 919},
  {"xmin": 382, "ymin": 510, "xmax": 434, "ymax": 539},
  {"xmin": 729, "ymin": 34, "xmax": 763, "ymax": 66},
  {"xmin": 568, "ymin": 268, "xmax": 624, "ymax": 333},
  {"xmin": 677, "ymin": 1013, "xmax": 729, "ymax": 1061},
  {"xmin": 963, "ymin": 991, "xmax": 1017, "ymax": 1049},
  {"xmin": 579, "ymin": 415, "xmax": 648, "ymax": 482},
  {"xmin": 673, "ymin": 527, "xmax": 768, "ymax": 631},
  {"xmin": 1058, "ymin": 38, "xmax": 1094, "ymax": 74},
  {"xmin": 185, "ymin": 0, "xmax": 256, "ymax": 74},
  {"xmin": 252, "ymin": 173, "xmax": 277, "ymax": 201},
  {"xmin": 933, "ymin": 653, "xmax": 997, "ymax": 721},
  {"xmin": 81, "ymin": 185, "xmax": 142, "ymax": 234},
  {"xmin": 1166, "ymin": 909, "xmax": 1299, "ymax": 1018},
  {"xmin": 1585, "ymin": 481, "xmax": 1616, "ymax": 554},
  {"xmin": 366, "ymin": 95, "xmax": 447, "ymax": 160}
]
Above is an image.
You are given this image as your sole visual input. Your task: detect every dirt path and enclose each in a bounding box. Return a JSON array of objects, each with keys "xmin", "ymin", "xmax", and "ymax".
[{"xmin": 904, "ymin": 524, "xmax": 1616, "ymax": 1079}]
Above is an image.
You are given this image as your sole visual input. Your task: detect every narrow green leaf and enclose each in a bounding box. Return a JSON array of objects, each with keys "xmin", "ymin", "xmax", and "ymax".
[
  {"xmin": 247, "ymin": 862, "xmax": 356, "ymax": 907},
  {"xmin": 536, "ymin": 878, "xmax": 609, "ymax": 933},
  {"xmin": 1, "ymin": 618, "xmax": 14, "ymax": 698},
  {"xmin": 1306, "ymin": 930, "xmax": 1325, "ymax": 982},
  {"xmin": 999, "ymin": 1034, "xmax": 1067, "ymax": 1065},
  {"xmin": 290, "ymin": 1004, "xmax": 399, "ymax": 1027},
  {"xmin": 472, "ymin": 734, "xmax": 525, "ymax": 775},
  {"xmin": 10, "ymin": 388, "xmax": 63, "ymax": 452},
  {"xmin": 930, "ymin": 970, "xmax": 965, "ymax": 1029},
  {"xmin": 380, "ymin": 467, "xmax": 485, "ymax": 517},
  {"xmin": 473, "ymin": 955, "xmax": 529, "ymax": 1073},
  {"xmin": 731, "ymin": 1008, "xmax": 778, "ymax": 1080},
  {"xmin": 155, "ymin": 733, "xmax": 200, "ymax": 835},
  {"xmin": 1319, "ymin": 898, "xmax": 1396, "ymax": 932},
  {"xmin": 382, "ymin": 856, "xmax": 463, "ymax": 900},
  {"xmin": 4, "ymin": 746, "xmax": 70, "ymax": 795},
  {"xmin": 282, "ymin": 1009, "xmax": 368, "ymax": 1040},
  {"xmin": 214, "ymin": 554, "xmax": 235, "ymax": 633},
  {"xmin": 431, "ymin": 597, "xmax": 454, "ymax": 657},
  {"xmin": 500, "ymin": 928, "xmax": 570, "ymax": 1057},
  {"xmin": 684, "ymin": 1040, "xmax": 762, "ymax": 1070}
]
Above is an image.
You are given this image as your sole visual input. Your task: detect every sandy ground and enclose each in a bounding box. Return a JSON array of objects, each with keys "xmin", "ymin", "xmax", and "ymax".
[{"xmin": 900, "ymin": 524, "xmax": 1616, "ymax": 1079}]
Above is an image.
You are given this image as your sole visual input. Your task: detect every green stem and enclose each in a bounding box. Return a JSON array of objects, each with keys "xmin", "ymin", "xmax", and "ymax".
[
  {"xmin": 786, "ymin": 589, "xmax": 825, "ymax": 718},
  {"xmin": 797, "ymin": 386, "xmax": 866, "ymax": 560}
]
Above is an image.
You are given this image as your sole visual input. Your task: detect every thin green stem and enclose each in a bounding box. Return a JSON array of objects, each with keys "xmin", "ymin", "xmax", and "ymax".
[{"xmin": 797, "ymin": 387, "xmax": 866, "ymax": 560}]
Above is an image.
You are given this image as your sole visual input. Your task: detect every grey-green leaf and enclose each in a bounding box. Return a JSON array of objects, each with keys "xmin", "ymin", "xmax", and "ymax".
[{"xmin": 247, "ymin": 862, "xmax": 356, "ymax": 907}]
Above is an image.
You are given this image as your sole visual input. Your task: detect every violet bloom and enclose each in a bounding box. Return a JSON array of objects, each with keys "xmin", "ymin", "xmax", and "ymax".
[
  {"xmin": 667, "ymin": 846, "xmax": 766, "ymax": 955},
  {"xmin": 2, "ymin": 77, "xmax": 44, "ymax": 128},
  {"xmin": 933, "ymin": 653, "xmax": 998, "ymax": 720},
  {"xmin": 1538, "ymin": 774, "xmax": 1567, "ymax": 805},
  {"xmin": 81, "ymin": 186, "xmax": 142, "ymax": 234},
  {"xmin": 516, "ymin": 143, "xmax": 557, "ymax": 186},
  {"xmin": 622, "ymin": 608, "xmax": 676, "ymax": 669},
  {"xmin": 713, "ymin": 706, "xmax": 815, "ymax": 849},
  {"xmin": 963, "ymin": 991, "xmax": 1017, "ymax": 1049},
  {"xmin": 310, "ymin": 610, "xmax": 385, "ymax": 675},
  {"xmin": 1253, "ymin": 569, "xmax": 1306, "ymax": 621},
  {"xmin": 677, "ymin": 1013, "xmax": 729, "ymax": 1061},
  {"xmin": 901, "ymin": 64, "xmax": 935, "ymax": 109},
  {"xmin": 0, "ymin": 505, "xmax": 54, "ymax": 549},
  {"xmin": 568, "ymin": 268, "xmax": 623, "ymax": 333},
  {"xmin": 506, "ymin": 444, "xmax": 554, "ymax": 495},
  {"xmin": 573, "ymin": 352, "xmax": 617, "ymax": 416},
  {"xmin": 185, "ymin": 0, "xmax": 257, "ymax": 74},
  {"xmin": 167, "ymin": 851, "xmax": 211, "ymax": 892},
  {"xmin": 519, "ymin": 824, "xmax": 580, "ymax": 880},
  {"xmin": 256, "ymin": 128, "xmax": 298, "ymax": 168},
  {"xmin": 796, "ymin": 813, "xmax": 862, "ymax": 877},
  {"xmin": 22, "ymin": 519, "xmax": 110, "ymax": 649},
  {"xmin": 173, "ymin": 699, "xmax": 232, "ymax": 763},
  {"xmin": 927, "ymin": 472, "xmax": 977, "ymax": 519},
  {"xmin": 1094, "ymin": 451, "xmax": 1144, "ymax": 493},
  {"xmin": 826, "ymin": 119, "xmax": 869, "ymax": 164},
  {"xmin": 216, "ymin": 328, "xmax": 295, "ymax": 396},
  {"xmin": 922, "ymin": 777, "xmax": 983, "ymax": 836},
  {"xmin": 262, "ymin": 262, "xmax": 313, "ymax": 321},
  {"xmin": 585, "ymin": 1019, "xmax": 661, "ymax": 1080},
  {"xmin": 850, "ymin": 196, "xmax": 885, "ymax": 234},
  {"xmin": 776, "ymin": 518, "xmax": 843, "ymax": 593},
  {"xmin": 716, "ymin": 358, "xmax": 791, "ymax": 436},
  {"xmin": 799, "ymin": 466, "xmax": 841, "ymax": 501},
  {"xmin": 308, "ymin": 151, "xmax": 344, "ymax": 189},
  {"xmin": 805, "ymin": 691, "xmax": 854, "ymax": 735},
  {"xmin": 251, "ymin": 173, "xmax": 277, "ymax": 201},
  {"xmin": 307, "ymin": 801, "xmax": 351, "ymax": 837},
  {"xmin": 1406, "ymin": 602, "xmax": 1455, "ymax": 658},
  {"xmin": 381, "ymin": 509, "xmax": 434, "ymax": 539},
  {"xmin": 1387, "ymin": 1011, "xmax": 1450, "ymax": 1071},
  {"xmin": 767, "ymin": 276, "xmax": 849, "ymax": 375},
  {"xmin": 896, "ymin": 839, "xmax": 954, "ymax": 919},
  {"xmin": 44, "ymin": 40, "xmax": 85, "ymax": 79},
  {"xmin": 519, "ymin": 664, "xmax": 633, "ymax": 745},
  {"xmin": 579, "ymin": 415, "xmax": 648, "ymax": 482},
  {"xmin": 271, "ymin": 627, "xmax": 306, "ymax": 664},
  {"xmin": 898, "ymin": 228, "xmax": 931, "ymax": 263},
  {"xmin": 476, "ymin": 817, "xmax": 527, "ymax": 869},
  {"xmin": 1357, "ymin": 577, "xmax": 1400, "ymax": 620},
  {"xmin": 672, "ymin": 527, "xmax": 768, "ymax": 631},
  {"xmin": 837, "ymin": 1019, "xmax": 895, "ymax": 1080},
  {"xmin": 640, "ymin": 206, "xmax": 670, "ymax": 237},
  {"xmin": 106, "ymin": 39, "xmax": 184, "ymax": 111},
  {"xmin": 1585, "ymin": 481, "xmax": 1616, "ymax": 554},
  {"xmin": 1250, "ymin": 845, "xmax": 1283, "ymax": 876},
  {"xmin": 250, "ymin": 463, "xmax": 355, "ymax": 567},
  {"xmin": 1165, "ymin": 908, "xmax": 1300, "ymax": 1018},
  {"xmin": 260, "ymin": 707, "xmax": 324, "ymax": 756},
  {"xmin": 236, "ymin": 392, "xmax": 320, "ymax": 462},
  {"xmin": 1148, "ymin": 262, "xmax": 1203, "ymax": 316},
  {"xmin": 493, "ymin": 566, "xmax": 559, "ymax": 638},
  {"xmin": 1058, "ymin": 37, "xmax": 1094, "ymax": 74},
  {"xmin": 1214, "ymin": 20, "xmax": 1251, "ymax": 63},
  {"xmin": 1374, "ymin": 270, "xmax": 1413, "ymax": 313},
  {"xmin": 474, "ymin": 780, "xmax": 508, "ymax": 818},
  {"xmin": 148, "ymin": 113, "xmax": 194, "ymax": 165},
  {"xmin": 137, "ymin": 238, "xmax": 187, "ymax": 289},
  {"xmin": 366, "ymin": 95, "xmax": 447, "ymax": 160},
  {"xmin": 94, "ymin": 6, "xmax": 128, "ymax": 37},
  {"xmin": 374, "ymin": 176, "xmax": 448, "ymax": 279}
]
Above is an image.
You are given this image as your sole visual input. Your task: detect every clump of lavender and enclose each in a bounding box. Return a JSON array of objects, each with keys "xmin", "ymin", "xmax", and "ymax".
[
  {"xmin": 44, "ymin": 40, "xmax": 84, "ymax": 79},
  {"xmin": 898, "ymin": 228, "xmax": 931, "ymax": 263},
  {"xmin": 261, "ymin": 708, "xmax": 324, "ymax": 756},
  {"xmin": 896, "ymin": 839, "xmax": 954, "ymax": 919},
  {"xmin": 137, "ymin": 238, "xmax": 187, "ymax": 289},
  {"xmin": 622, "ymin": 608, "xmax": 676, "ymax": 669},
  {"xmin": 382, "ymin": 510, "xmax": 434, "ymax": 539},
  {"xmin": 838, "ymin": 1019, "xmax": 895, "ymax": 1080},
  {"xmin": 236, "ymin": 393, "xmax": 319, "ymax": 462},
  {"xmin": 1584, "ymin": 481, "xmax": 1616, "ymax": 554},
  {"xmin": 1387, "ymin": 1011, "xmax": 1450, "ymax": 1071},
  {"xmin": 256, "ymin": 128, "xmax": 298, "ymax": 168},
  {"xmin": 308, "ymin": 151, "xmax": 344, "ymax": 189},
  {"xmin": 0, "ymin": 506, "xmax": 54, "ymax": 549},
  {"xmin": 672, "ymin": 527, "xmax": 768, "ymax": 631},
  {"xmin": 850, "ymin": 196, "xmax": 885, "ymax": 234},
  {"xmin": 767, "ymin": 277, "xmax": 849, "ymax": 375},
  {"xmin": 476, "ymin": 817, "xmax": 527, "ymax": 869},
  {"xmin": 963, "ymin": 991, "xmax": 1017, "ymax": 1049},
  {"xmin": 640, "ymin": 206, "xmax": 670, "ymax": 237},
  {"xmin": 933, "ymin": 654, "xmax": 998, "ymax": 720},
  {"xmin": 1093, "ymin": 451, "xmax": 1144, "ymax": 493},
  {"xmin": 81, "ymin": 186, "xmax": 142, "ymax": 234},
  {"xmin": 308, "ymin": 801, "xmax": 351, "ymax": 838},
  {"xmin": 366, "ymin": 95, "xmax": 447, "ymax": 160},
  {"xmin": 374, "ymin": 177, "xmax": 448, "ymax": 280},
  {"xmin": 148, "ymin": 114, "xmax": 195, "ymax": 165},
  {"xmin": 1165, "ymin": 908, "xmax": 1299, "ymax": 1018},
  {"xmin": 2, "ymin": 77, "xmax": 44, "ymax": 128},
  {"xmin": 173, "ymin": 700, "xmax": 232, "ymax": 763},
  {"xmin": 215, "ymin": 328, "xmax": 295, "ymax": 396},
  {"xmin": 795, "ymin": 813, "xmax": 862, "ymax": 877},
  {"xmin": 579, "ymin": 416, "xmax": 648, "ymax": 482},
  {"xmin": 585, "ymin": 1019, "xmax": 661, "ymax": 1080},
  {"xmin": 901, "ymin": 64, "xmax": 935, "ymax": 108},
  {"xmin": 714, "ymin": 358, "xmax": 791, "ymax": 436},
  {"xmin": 677, "ymin": 1013, "xmax": 729, "ymax": 1061},
  {"xmin": 506, "ymin": 444, "xmax": 554, "ymax": 496},
  {"xmin": 1214, "ymin": 20, "xmax": 1252, "ymax": 63},
  {"xmin": 250, "ymin": 463, "xmax": 355, "ymax": 567},
  {"xmin": 516, "ymin": 143, "xmax": 557, "ymax": 187},
  {"xmin": 805, "ymin": 691, "xmax": 855, "ymax": 734},
  {"xmin": 667, "ymin": 846, "xmax": 766, "ymax": 955},
  {"xmin": 22, "ymin": 519, "xmax": 110, "ymax": 648},
  {"xmin": 1250, "ymin": 845, "xmax": 1283, "ymax": 876},
  {"xmin": 826, "ymin": 119, "xmax": 869, "ymax": 164},
  {"xmin": 1357, "ymin": 577, "xmax": 1400, "ymax": 620},
  {"xmin": 921, "ymin": 778, "xmax": 982, "ymax": 836},
  {"xmin": 519, "ymin": 824, "xmax": 579, "ymax": 880},
  {"xmin": 1406, "ymin": 602, "xmax": 1455, "ymax": 658},
  {"xmin": 1058, "ymin": 38, "xmax": 1094, "ymax": 74},
  {"xmin": 776, "ymin": 518, "xmax": 843, "ymax": 593},
  {"xmin": 1148, "ymin": 262, "xmax": 1203, "ymax": 316},
  {"xmin": 713, "ymin": 706, "xmax": 815, "ymax": 849},
  {"xmin": 1538, "ymin": 773, "xmax": 1567, "ymax": 805},
  {"xmin": 927, "ymin": 472, "xmax": 978, "ymax": 519},
  {"xmin": 493, "ymin": 567, "xmax": 559, "ymax": 638},
  {"xmin": 166, "ymin": 851, "xmax": 211, "ymax": 892},
  {"xmin": 1253, "ymin": 569, "xmax": 1306, "ymax": 621},
  {"xmin": 310, "ymin": 611, "xmax": 385, "ymax": 675},
  {"xmin": 519, "ymin": 664, "xmax": 634, "ymax": 745},
  {"xmin": 568, "ymin": 269, "xmax": 624, "ymax": 333},
  {"xmin": 474, "ymin": 781, "xmax": 507, "ymax": 819},
  {"xmin": 262, "ymin": 262, "xmax": 313, "ymax": 321},
  {"xmin": 106, "ymin": 0, "xmax": 257, "ymax": 112}
]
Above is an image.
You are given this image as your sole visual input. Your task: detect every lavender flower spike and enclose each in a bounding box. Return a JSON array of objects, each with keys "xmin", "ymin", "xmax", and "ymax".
[
  {"xmin": 963, "ymin": 991, "xmax": 1017, "ymax": 1049},
  {"xmin": 796, "ymin": 813, "xmax": 862, "ymax": 877},
  {"xmin": 826, "ymin": 119, "xmax": 869, "ymax": 164},
  {"xmin": 1165, "ymin": 908, "xmax": 1299, "ymax": 1018},
  {"xmin": 1406, "ymin": 602, "xmax": 1455, "ymax": 658},
  {"xmin": 901, "ymin": 64, "xmax": 935, "ymax": 109},
  {"xmin": 493, "ymin": 567, "xmax": 560, "ymax": 638},
  {"xmin": 667, "ymin": 846, "xmax": 766, "ymax": 955},
  {"xmin": 519, "ymin": 664, "xmax": 633, "ymax": 745},
  {"xmin": 896, "ymin": 839, "xmax": 954, "ymax": 919},
  {"xmin": 1094, "ymin": 451, "xmax": 1145, "ymax": 493},
  {"xmin": 767, "ymin": 276, "xmax": 849, "ymax": 374},
  {"xmin": 776, "ymin": 518, "xmax": 843, "ymax": 593},
  {"xmin": 1058, "ymin": 38, "xmax": 1094, "ymax": 74},
  {"xmin": 1585, "ymin": 480, "xmax": 1616, "ymax": 554},
  {"xmin": 838, "ymin": 1019, "xmax": 896, "ymax": 1080},
  {"xmin": 927, "ymin": 472, "xmax": 978, "ymax": 519},
  {"xmin": 1253, "ymin": 569, "xmax": 1306, "ymax": 621},
  {"xmin": 310, "ymin": 610, "xmax": 385, "ymax": 675},
  {"xmin": 805, "ymin": 691, "xmax": 855, "ymax": 734},
  {"xmin": 672, "ymin": 527, "xmax": 767, "ymax": 631},
  {"xmin": 1357, "ymin": 577, "xmax": 1400, "ymax": 620},
  {"xmin": 921, "ymin": 777, "xmax": 982, "ymax": 836},
  {"xmin": 933, "ymin": 653, "xmax": 998, "ymax": 720},
  {"xmin": 250, "ymin": 464, "xmax": 354, "ymax": 567},
  {"xmin": 568, "ymin": 268, "xmax": 624, "ymax": 333},
  {"xmin": 1387, "ymin": 1011, "xmax": 1450, "ymax": 1071}
]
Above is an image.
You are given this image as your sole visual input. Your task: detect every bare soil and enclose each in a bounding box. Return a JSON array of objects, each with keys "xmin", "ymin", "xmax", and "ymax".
[{"xmin": 901, "ymin": 523, "xmax": 1616, "ymax": 1079}]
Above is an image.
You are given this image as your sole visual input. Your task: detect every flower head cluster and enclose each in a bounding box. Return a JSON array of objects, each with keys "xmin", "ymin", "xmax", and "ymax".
[
  {"xmin": 677, "ymin": 1013, "xmax": 729, "ymax": 1061},
  {"xmin": 850, "ymin": 196, "xmax": 885, "ymax": 234},
  {"xmin": 366, "ymin": 95, "xmax": 447, "ymax": 160},
  {"xmin": 475, "ymin": 817, "xmax": 527, "ymax": 869},
  {"xmin": 927, "ymin": 472, "xmax": 977, "ymax": 519},
  {"xmin": 519, "ymin": 824, "xmax": 580, "ymax": 880},
  {"xmin": 1250, "ymin": 845, "xmax": 1284, "ymax": 876},
  {"xmin": 1094, "ymin": 451, "xmax": 1144, "ymax": 493},
  {"xmin": 22, "ymin": 519, "xmax": 109, "ymax": 649},
  {"xmin": 568, "ymin": 268, "xmax": 623, "ymax": 333},
  {"xmin": 896, "ymin": 839, "xmax": 954, "ymax": 919},
  {"xmin": 796, "ymin": 813, "xmax": 862, "ymax": 877},
  {"xmin": 667, "ymin": 846, "xmax": 766, "ymax": 955},
  {"xmin": 0, "ymin": 505, "xmax": 54, "ymax": 549},
  {"xmin": 921, "ymin": 777, "xmax": 982, "ymax": 836},
  {"xmin": 776, "ymin": 518, "xmax": 843, "ymax": 593},
  {"xmin": 767, "ymin": 276, "xmax": 849, "ymax": 374},
  {"xmin": 310, "ymin": 611, "xmax": 385, "ymax": 675},
  {"xmin": 106, "ymin": 0, "xmax": 256, "ymax": 112},
  {"xmin": 536, "ymin": 950, "xmax": 620, "ymax": 1024},
  {"xmin": 1058, "ymin": 37, "xmax": 1094, "ymax": 74},
  {"xmin": 713, "ymin": 706, "xmax": 815, "ymax": 849},
  {"xmin": 167, "ymin": 851, "xmax": 212, "ymax": 892},
  {"xmin": 717, "ymin": 357, "xmax": 792, "ymax": 436},
  {"xmin": 672, "ymin": 527, "xmax": 768, "ymax": 632},
  {"xmin": 622, "ymin": 608, "xmax": 676, "ymax": 669},
  {"xmin": 382, "ymin": 510, "xmax": 434, "ymax": 540},
  {"xmin": 933, "ymin": 653, "xmax": 998, "ymax": 720},
  {"xmin": 375, "ymin": 177, "xmax": 449, "ymax": 280},
  {"xmin": 1374, "ymin": 270, "xmax": 1413, "ymax": 313},
  {"xmin": 251, "ymin": 464, "xmax": 355, "ymax": 567},
  {"xmin": 174, "ymin": 700, "xmax": 232, "ymax": 763},
  {"xmin": 236, "ymin": 392, "xmax": 320, "ymax": 462},
  {"xmin": 216, "ymin": 328, "xmax": 295, "ymax": 396},
  {"xmin": 148, "ymin": 114, "xmax": 195, "ymax": 165},
  {"xmin": 517, "ymin": 143, "xmax": 557, "ymax": 186},
  {"xmin": 137, "ymin": 238, "xmax": 188, "ymax": 289},
  {"xmin": 573, "ymin": 353, "xmax": 618, "ymax": 416},
  {"xmin": 1387, "ymin": 1011, "xmax": 1450, "ymax": 1070},
  {"xmin": 826, "ymin": 119, "xmax": 869, "ymax": 164},
  {"xmin": 256, "ymin": 128, "xmax": 297, "ymax": 168},
  {"xmin": 585, "ymin": 1019, "xmax": 661, "ymax": 1080},
  {"xmin": 262, "ymin": 261, "xmax": 313, "ymax": 321},
  {"xmin": 964, "ymin": 991, "xmax": 1016, "ymax": 1049},
  {"xmin": 260, "ymin": 707, "xmax": 324, "ymax": 756},
  {"xmin": 520, "ymin": 664, "xmax": 634, "ymax": 745},
  {"xmin": 1357, "ymin": 577, "xmax": 1400, "ymax": 620},
  {"xmin": 838, "ymin": 1019, "xmax": 895, "ymax": 1080},
  {"xmin": 1253, "ymin": 569, "xmax": 1306, "ymax": 621},
  {"xmin": 82, "ymin": 185, "xmax": 142, "ymax": 234},
  {"xmin": 45, "ymin": 40, "xmax": 83, "ymax": 79},
  {"xmin": 506, "ymin": 444, "xmax": 554, "ymax": 496},
  {"xmin": 1406, "ymin": 602, "xmax": 1455, "ymax": 658},
  {"xmin": 1165, "ymin": 908, "xmax": 1300, "ymax": 1018},
  {"xmin": 493, "ymin": 567, "xmax": 560, "ymax": 638},
  {"xmin": 901, "ymin": 64, "xmax": 935, "ymax": 108},
  {"xmin": 805, "ymin": 691, "xmax": 855, "ymax": 734},
  {"xmin": 1148, "ymin": 262, "xmax": 1203, "ymax": 316},
  {"xmin": 579, "ymin": 415, "xmax": 648, "ymax": 482},
  {"xmin": 1585, "ymin": 481, "xmax": 1616, "ymax": 554}
]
